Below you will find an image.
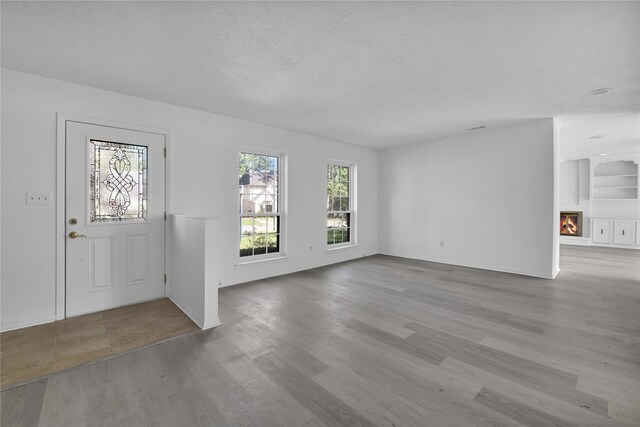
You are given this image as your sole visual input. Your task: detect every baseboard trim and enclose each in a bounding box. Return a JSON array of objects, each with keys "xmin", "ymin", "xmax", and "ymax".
[
  {"xmin": 559, "ymin": 237, "xmax": 591, "ymax": 246},
  {"xmin": 1, "ymin": 314, "xmax": 57, "ymax": 333},
  {"xmin": 202, "ymin": 319, "xmax": 221, "ymax": 330},
  {"xmin": 379, "ymin": 251, "xmax": 555, "ymax": 279},
  {"xmin": 219, "ymin": 250, "xmax": 380, "ymax": 288},
  {"xmin": 588, "ymin": 243, "xmax": 639, "ymax": 250},
  {"xmin": 560, "ymin": 240, "xmax": 640, "ymax": 250}
]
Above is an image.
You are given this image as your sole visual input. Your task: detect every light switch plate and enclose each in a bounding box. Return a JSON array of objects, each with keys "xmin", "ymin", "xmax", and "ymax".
[{"xmin": 26, "ymin": 192, "xmax": 51, "ymax": 205}]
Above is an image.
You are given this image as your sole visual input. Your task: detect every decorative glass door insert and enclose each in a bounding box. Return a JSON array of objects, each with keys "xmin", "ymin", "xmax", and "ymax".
[{"xmin": 89, "ymin": 139, "xmax": 148, "ymax": 222}]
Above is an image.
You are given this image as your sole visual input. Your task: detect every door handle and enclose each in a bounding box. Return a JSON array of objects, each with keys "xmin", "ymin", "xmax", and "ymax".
[
  {"xmin": 622, "ymin": 230, "xmax": 625, "ymax": 236},
  {"xmin": 68, "ymin": 231, "xmax": 87, "ymax": 239}
]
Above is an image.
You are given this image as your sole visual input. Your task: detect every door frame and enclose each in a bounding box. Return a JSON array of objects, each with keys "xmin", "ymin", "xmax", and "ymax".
[{"xmin": 56, "ymin": 113, "xmax": 170, "ymax": 320}]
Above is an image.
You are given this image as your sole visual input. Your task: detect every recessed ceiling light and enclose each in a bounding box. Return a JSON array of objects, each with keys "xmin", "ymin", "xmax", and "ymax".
[
  {"xmin": 590, "ymin": 135, "xmax": 604, "ymax": 139},
  {"xmin": 589, "ymin": 88, "xmax": 612, "ymax": 96},
  {"xmin": 599, "ymin": 153, "xmax": 609, "ymax": 156},
  {"xmin": 467, "ymin": 126, "xmax": 486, "ymax": 131}
]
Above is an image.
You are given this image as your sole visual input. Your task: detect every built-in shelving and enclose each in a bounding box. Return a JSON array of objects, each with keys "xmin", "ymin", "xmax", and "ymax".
[
  {"xmin": 560, "ymin": 156, "xmax": 640, "ymax": 249},
  {"xmin": 593, "ymin": 160, "xmax": 638, "ymax": 200}
]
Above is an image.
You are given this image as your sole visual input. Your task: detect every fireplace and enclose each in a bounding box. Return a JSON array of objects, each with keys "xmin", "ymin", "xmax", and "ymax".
[{"xmin": 560, "ymin": 211, "xmax": 582, "ymax": 236}]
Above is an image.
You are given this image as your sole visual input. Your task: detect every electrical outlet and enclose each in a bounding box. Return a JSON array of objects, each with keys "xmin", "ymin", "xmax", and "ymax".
[
  {"xmin": 309, "ymin": 246, "xmax": 313, "ymax": 251},
  {"xmin": 26, "ymin": 192, "xmax": 51, "ymax": 205}
]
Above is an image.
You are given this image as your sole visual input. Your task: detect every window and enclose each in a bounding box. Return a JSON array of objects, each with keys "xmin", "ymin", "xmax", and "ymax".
[
  {"xmin": 327, "ymin": 162, "xmax": 353, "ymax": 246},
  {"xmin": 239, "ymin": 152, "xmax": 281, "ymax": 258}
]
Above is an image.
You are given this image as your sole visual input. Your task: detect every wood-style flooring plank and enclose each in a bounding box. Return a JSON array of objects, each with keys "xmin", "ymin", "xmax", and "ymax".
[
  {"xmin": 0, "ymin": 378, "xmax": 47, "ymax": 427},
  {"xmin": 1, "ymin": 245, "xmax": 637, "ymax": 427},
  {"xmin": 167, "ymin": 383, "xmax": 230, "ymax": 427},
  {"xmin": 404, "ymin": 321, "xmax": 610, "ymax": 416},
  {"xmin": 205, "ymin": 336, "xmax": 318, "ymax": 427},
  {"xmin": 474, "ymin": 387, "xmax": 577, "ymax": 427},
  {"xmin": 254, "ymin": 350, "xmax": 375, "ymax": 427},
  {"xmin": 438, "ymin": 357, "xmax": 613, "ymax": 427}
]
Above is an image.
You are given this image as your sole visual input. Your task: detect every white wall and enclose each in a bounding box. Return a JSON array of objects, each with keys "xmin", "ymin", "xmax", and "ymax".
[
  {"xmin": 379, "ymin": 119, "xmax": 557, "ymax": 278},
  {"xmin": 560, "ymin": 160, "xmax": 580, "ymax": 205},
  {"xmin": 591, "ymin": 200, "xmax": 640, "ymax": 218},
  {"xmin": 560, "ymin": 159, "xmax": 591, "ymax": 237},
  {"xmin": 1, "ymin": 69, "xmax": 379, "ymax": 331},
  {"xmin": 552, "ymin": 120, "xmax": 560, "ymax": 277},
  {"xmin": 169, "ymin": 215, "xmax": 220, "ymax": 330}
]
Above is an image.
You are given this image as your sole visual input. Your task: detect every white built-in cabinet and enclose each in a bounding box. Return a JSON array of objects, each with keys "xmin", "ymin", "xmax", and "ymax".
[
  {"xmin": 592, "ymin": 219, "xmax": 613, "ymax": 244},
  {"xmin": 561, "ymin": 155, "xmax": 639, "ymax": 249},
  {"xmin": 613, "ymin": 220, "xmax": 634, "ymax": 245},
  {"xmin": 582, "ymin": 155, "xmax": 640, "ymax": 249},
  {"xmin": 591, "ymin": 218, "xmax": 639, "ymax": 247}
]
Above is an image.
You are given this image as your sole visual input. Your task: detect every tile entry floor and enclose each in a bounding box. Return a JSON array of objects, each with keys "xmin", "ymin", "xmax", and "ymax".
[{"xmin": 0, "ymin": 298, "xmax": 198, "ymax": 389}]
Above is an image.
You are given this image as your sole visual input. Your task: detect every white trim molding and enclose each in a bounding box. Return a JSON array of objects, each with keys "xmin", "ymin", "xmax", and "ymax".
[{"xmin": 55, "ymin": 113, "xmax": 170, "ymax": 321}]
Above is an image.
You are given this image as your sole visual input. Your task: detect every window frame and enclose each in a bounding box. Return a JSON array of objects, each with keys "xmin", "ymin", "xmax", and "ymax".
[
  {"xmin": 237, "ymin": 148, "xmax": 286, "ymax": 262},
  {"xmin": 326, "ymin": 160, "xmax": 356, "ymax": 249}
]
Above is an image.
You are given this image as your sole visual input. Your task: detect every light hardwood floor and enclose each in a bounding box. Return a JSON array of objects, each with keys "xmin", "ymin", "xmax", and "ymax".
[{"xmin": 1, "ymin": 245, "xmax": 639, "ymax": 426}]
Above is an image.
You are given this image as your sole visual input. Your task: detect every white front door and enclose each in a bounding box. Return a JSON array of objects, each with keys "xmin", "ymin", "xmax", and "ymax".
[{"xmin": 65, "ymin": 121, "xmax": 165, "ymax": 317}]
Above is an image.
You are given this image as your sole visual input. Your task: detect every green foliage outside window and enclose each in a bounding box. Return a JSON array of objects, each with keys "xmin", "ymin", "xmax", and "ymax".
[
  {"xmin": 327, "ymin": 164, "xmax": 351, "ymax": 245},
  {"xmin": 239, "ymin": 152, "xmax": 280, "ymax": 257}
]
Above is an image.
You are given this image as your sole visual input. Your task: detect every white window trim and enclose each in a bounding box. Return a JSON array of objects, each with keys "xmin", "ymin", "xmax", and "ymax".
[
  {"xmin": 326, "ymin": 243, "xmax": 358, "ymax": 253},
  {"xmin": 235, "ymin": 255, "xmax": 290, "ymax": 268},
  {"xmin": 327, "ymin": 159, "xmax": 356, "ymax": 249},
  {"xmin": 237, "ymin": 147, "xmax": 287, "ymax": 262}
]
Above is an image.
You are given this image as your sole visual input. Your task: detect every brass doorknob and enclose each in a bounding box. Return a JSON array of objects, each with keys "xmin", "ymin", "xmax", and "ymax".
[{"xmin": 68, "ymin": 231, "xmax": 87, "ymax": 239}]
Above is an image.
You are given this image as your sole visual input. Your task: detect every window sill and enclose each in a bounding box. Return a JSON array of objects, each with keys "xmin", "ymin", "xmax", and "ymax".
[
  {"xmin": 235, "ymin": 255, "xmax": 289, "ymax": 269},
  {"xmin": 326, "ymin": 244, "xmax": 358, "ymax": 253}
]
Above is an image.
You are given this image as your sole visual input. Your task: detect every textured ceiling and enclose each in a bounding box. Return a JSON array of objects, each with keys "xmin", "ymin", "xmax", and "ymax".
[
  {"xmin": 557, "ymin": 113, "xmax": 640, "ymax": 161},
  {"xmin": 2, "ymin": 1, "xmax": 639, "ymax": 148}
]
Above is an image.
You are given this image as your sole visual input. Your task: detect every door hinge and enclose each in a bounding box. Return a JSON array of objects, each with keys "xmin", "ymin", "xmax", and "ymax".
[
  {"xmin": 164, "ymin": 211, "xmax": 167, "ymax": 221},
  {"xmin": 164, "ymin": 274, "xmax": 167, "ymax": 284},
  {"xmin": 164, "ymin": 147, "xmax": 167, "ymax": 157}
]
